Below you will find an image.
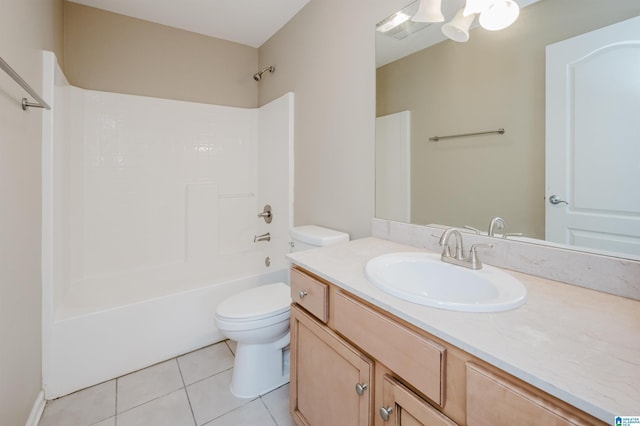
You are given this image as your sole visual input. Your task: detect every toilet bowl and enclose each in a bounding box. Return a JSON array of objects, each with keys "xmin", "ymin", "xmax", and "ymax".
[
  {"xmin": 215, "ymin": 225, "xmax": 350, "ymax": 398},
  {"xmin": 215, "ymin": 282, "xmax": 291, "ymax": 398}
]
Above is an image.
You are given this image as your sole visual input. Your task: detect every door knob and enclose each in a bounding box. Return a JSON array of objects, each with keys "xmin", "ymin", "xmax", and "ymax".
[
  {"xmin": 355, "ymin": 383, "xmax": 368, "ymax": 396},
  {"xmin": 379, "ymin": 406, "xmax": 393, "ymax": 421},
  {"xmin": 549, "ymin": 195, "xmax": 568, "ymax": 205}
]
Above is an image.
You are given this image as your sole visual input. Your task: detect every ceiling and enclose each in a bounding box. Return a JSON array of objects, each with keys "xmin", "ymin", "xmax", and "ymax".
[
  {"xmin": 69, "ymin": 0, "xmax": 539, "ymax": 60},
  {"xmin": 68, "ymin": 0, "xmax": 311, "ymax": 48}
]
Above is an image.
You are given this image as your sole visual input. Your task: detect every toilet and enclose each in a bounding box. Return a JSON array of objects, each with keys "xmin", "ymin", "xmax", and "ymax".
[{"xmin": 214, "ymin": 225, "xmax": 349, "ymax": 398}]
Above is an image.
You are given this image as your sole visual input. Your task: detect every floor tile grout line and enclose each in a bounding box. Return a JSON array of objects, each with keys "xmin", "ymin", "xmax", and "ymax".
[
  {"xmin": 176, "ymin": 357, "xmax": 199, "ymax": 426},
  {"xmin": 114, "ymin": 385, "xmax": 187, "ymax": 417},
  {"xmin": 114, "ymin": 358, "xmax": 188, "ymax": 416},
  {"xmin": 114, "ymin": 376, "xmax": 118, "ymax": 426},
  {"xmin": 86, "ymin": 414, "xmax": 116, "ymax": 426},
  {"xmin": 199, "ymin": 396, "xmax": 263, "ymax": 426},
  {"xmin": 259, "ymin": 396, "xmax": 280, "ymax": 426},
  {"xmin": 224, "ymin": 339, "xmax": 236, "ymax": 355},
  {"xmin": 183, "ymin": 366, "xmax": 234, "ymax": 387},
  {"xmin": 112, "ymin": 362, "xmax": 235, "ymax": 419}
]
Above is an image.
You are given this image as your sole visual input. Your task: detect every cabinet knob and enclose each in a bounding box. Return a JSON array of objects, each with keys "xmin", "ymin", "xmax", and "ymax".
[
  {"xmin": 355, "ymin": 382, "xmax": 368, "ymax": 396},
  {"xmin": 379, "ymin": 406, "xmax": 393, "ymax": 421},
  {"xmin": 298, "ymin": 290, "xmax": 308, "ymax": 299}
]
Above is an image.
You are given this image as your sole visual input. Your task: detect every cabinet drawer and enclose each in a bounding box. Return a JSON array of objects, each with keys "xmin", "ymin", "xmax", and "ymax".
[
  {"xmin": 466, "ymin": 363, "xmax": 594, "ymax": 426},
  {"xmin": 291, "ymin": 268, "xmax": 329, "ymax": 323},
  {"xmin": 381, "ymin": 375, "xmax": 457, "ymax": 426},
  {"xmin": 333, "ymin": 291, "xmax": 445, "ymax": 406}
]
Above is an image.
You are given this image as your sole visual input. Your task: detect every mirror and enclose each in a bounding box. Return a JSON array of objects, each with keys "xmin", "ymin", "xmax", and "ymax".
[{"xmin": 375, "ymin": 0, "xmax": 640, "ymax": 259}]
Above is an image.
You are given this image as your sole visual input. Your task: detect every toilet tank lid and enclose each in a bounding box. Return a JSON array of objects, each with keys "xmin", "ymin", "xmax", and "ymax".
[
  {"xmin": 290, "ymin": 225, "xmax": 350, "ymax": 247},
  {"xmin": 216, "ymin": 283, "xmax": 291, "ymax": 320}
]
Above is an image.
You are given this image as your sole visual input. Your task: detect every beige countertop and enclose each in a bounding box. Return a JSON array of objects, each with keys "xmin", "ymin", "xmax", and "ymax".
[{"xmin": 286, "ymin": 237, "xmax": 640, "ymax": 423}]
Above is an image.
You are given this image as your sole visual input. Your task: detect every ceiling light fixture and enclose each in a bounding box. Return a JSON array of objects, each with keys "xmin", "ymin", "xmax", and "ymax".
[
  {"xmin": 411, "ymin": 0, "xmax": 445, "ymax": 23},
  {"xmin": 441, "ymin": 7, "xmax": 475, "ymax": 42},
  {"xmin": 377, "ymin": 0, "xmax": 521, "ymax": 43}
]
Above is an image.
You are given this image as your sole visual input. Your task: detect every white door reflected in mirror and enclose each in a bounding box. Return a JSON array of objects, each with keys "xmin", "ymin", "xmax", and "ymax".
[{"xmin": 546, "ymin": 16, "xmax": 640, "ymax": 256}]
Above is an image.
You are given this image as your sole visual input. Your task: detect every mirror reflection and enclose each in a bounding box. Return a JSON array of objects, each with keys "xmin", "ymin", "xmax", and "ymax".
[{"xmin": 375, "ymin": 0, "xmax": 640, "ymax": 258}]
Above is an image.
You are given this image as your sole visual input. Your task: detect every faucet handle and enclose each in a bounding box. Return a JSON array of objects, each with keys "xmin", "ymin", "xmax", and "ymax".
[
  {"xmin": 502, "ymin": 233, "xmax": 524, "ymax": 239},
  {"xmin": 468, "ymin": 244, "xmax": 493, "ymax": 269},
  {"xmin": 470, "ymin": 243, "xmax": 493, "ymax": 253},
  {"xmin": 463, "ymin": 225, "xmax": 481, "ymax": 235}
]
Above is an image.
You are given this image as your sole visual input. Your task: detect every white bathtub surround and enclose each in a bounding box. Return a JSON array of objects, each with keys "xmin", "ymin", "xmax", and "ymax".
[
  {"xmin": 286, "ymin": 237, "xmax": 640, "ymax": 422},
  {"xmin": 372, "ymin": 218, "xmax": 640, "ymax": 301},
  {"xmin": 41, "ymin": 51, "xmax": 294, "ymax": 398}
]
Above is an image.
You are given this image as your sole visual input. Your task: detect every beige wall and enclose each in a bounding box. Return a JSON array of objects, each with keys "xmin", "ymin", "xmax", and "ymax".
[
  {"xmin": 377, "ymin": 0, "xmax": 640, "ymax": 239},
  {"xmin": 63, "ymin": 1, "xmax": 259, "ymax": 108},
  {"xmin": 64, "ymin": 0, "xmax": 376, "ymax": 239},
  {"xmin": 258, "ymin": 0, "xmax": 376, "ymax": 239},
  {"xmin": 0, "ymin": 0, "xmax": 63, "ymax": 424}
]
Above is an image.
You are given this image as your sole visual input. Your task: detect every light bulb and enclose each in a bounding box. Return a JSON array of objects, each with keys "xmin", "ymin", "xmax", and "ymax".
[
  {"xmin": 479, "ymin": 0, "xmax": 520, "ymax": 31},
  {"xmin": 463, "ymin": 0, "xmax": 493, "ymax": 17}
]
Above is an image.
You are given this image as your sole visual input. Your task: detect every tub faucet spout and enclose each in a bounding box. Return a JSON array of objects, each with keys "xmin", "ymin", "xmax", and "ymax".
[{"xmin": 254, "ymin": 232, "xmax": 271, "ymax": 243}]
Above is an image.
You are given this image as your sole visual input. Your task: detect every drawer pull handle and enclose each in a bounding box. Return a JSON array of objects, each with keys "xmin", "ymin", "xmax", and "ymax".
[
  {"xmin": 355, "ymin": 383, "xmax": 368, "ymax": 396},
  {"xmin": 298, "ymin": 290, "xmax": 308, "ymax": 299},
  {"xmin": 379, "ymin": 406, "xmax": 393, "ymax": 421}
]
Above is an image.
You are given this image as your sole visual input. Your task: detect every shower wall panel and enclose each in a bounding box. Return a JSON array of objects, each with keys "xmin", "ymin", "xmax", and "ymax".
[
  {"xmin": 69, "ymin": 91, "xmax": 259, "ymax": 284},
  {"xmin": 257, "ymin": 93, "xmax": 294, "ymax": 271}
]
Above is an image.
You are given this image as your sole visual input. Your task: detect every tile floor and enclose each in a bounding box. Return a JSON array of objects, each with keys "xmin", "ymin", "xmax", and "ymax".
[{"xmin": 39, "ymin": 341, "xmax": 295, "ymax": 426}]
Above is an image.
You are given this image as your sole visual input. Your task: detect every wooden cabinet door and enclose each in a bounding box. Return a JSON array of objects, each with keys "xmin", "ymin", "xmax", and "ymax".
[
  {"xmin": 466, "ymin": 363, "xmax": 603, "ymax": 426},
  {"xmin": 379, "ymin": 375, "xmax": 457, "ymax": 426},
  {"xmin": 290, "ymin": 305, "xmax": 373, "ymax": 426}
]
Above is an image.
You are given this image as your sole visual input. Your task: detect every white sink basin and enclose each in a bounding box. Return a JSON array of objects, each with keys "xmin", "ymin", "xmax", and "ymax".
[{"xmin": 364, "ymin": 252, "xmax": 527, "ymax": 312}]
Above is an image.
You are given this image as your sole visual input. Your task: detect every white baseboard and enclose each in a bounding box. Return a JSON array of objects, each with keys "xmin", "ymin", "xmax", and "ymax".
[{"xmin": 25, "ymin": 390, "xmax": 45, "ymax": 426}]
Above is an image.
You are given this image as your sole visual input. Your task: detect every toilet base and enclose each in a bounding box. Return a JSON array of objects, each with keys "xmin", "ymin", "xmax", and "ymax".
[{"xmin": 229, "ymin": 332, "xmax": 291, "ymax": 398}]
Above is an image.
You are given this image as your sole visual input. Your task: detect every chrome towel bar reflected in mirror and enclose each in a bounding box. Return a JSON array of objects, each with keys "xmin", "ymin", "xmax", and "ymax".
[{"xmin": 428, "ymin": 128, "xmax": 504, "ymax": 142}]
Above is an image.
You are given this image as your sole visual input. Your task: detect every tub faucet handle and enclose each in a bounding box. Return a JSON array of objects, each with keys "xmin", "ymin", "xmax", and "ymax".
[{"xmin": 257, "ymin": 204, "xmax": 272, "ymax": 223}]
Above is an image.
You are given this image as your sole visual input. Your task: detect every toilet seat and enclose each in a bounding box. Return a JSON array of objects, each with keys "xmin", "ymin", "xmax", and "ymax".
[{"xmin": 216, "ymin": 282, "xmax": 291, "ymax": 324}]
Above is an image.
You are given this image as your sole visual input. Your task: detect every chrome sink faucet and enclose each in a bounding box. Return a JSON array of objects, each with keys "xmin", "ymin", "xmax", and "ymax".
[
  {"xmin": 438, "ymin": 228, "xmax": 464, "ymax": 259},
  {"xmin": 438, "ymin": 227, "xmax": 492, "ymax": 270},
  {"xmin": 488, "ymin": 217, "xmax": 505, "ymax": 237},
  {"xmin": 487, "ymin": 217, "xmax": 523, "ymax": 239}
]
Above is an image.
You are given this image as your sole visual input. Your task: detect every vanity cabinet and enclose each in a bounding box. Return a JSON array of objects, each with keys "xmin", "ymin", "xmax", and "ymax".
[
  {"xmin": 290, "ymin": 304, "xmax": 373, "ymax": 426},
  {"xmin": 289, "ymin": 266, "xmax": 606, "ymax": 426}
]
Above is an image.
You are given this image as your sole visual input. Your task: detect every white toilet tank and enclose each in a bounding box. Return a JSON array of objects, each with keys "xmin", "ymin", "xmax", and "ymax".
[{"xmin": 289, "ymin": 225, "xmax": 350, "ymax": 252}]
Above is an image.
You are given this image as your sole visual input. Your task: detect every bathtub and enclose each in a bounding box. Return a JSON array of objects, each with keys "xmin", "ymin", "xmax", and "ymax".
[
  {"xmin": 44, "ymin": 268, "xmax": 288, "ymax": 399},
  {"xmin": 40, "ymin": 50, "xmax": 295, "ymax": 399}
]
